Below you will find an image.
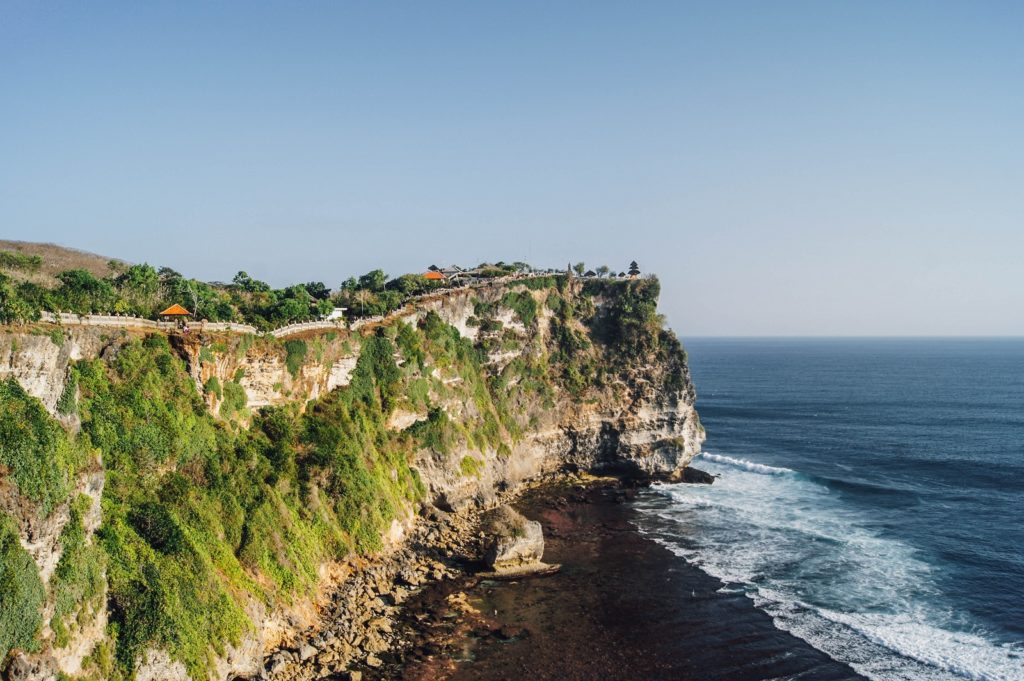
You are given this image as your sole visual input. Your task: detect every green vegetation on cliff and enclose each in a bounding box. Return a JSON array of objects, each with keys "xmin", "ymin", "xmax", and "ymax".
[
  {"xmin": 0, "ymin": 513, "xmax": 45, "ymax": 664},
  {"xmin": 66, "ymin": 332, "xmax": 428, "ymax": 678},
  {"xmin": 0, "ymin": 274, "xmax": 691, "ymax": 679},
  {"xmin": 0, "ymin": 378, "xmax": 87, "ymax": 514},
  {"xmin": 49, "ymin": 495, "xmax": 106, "ymax": 648}
]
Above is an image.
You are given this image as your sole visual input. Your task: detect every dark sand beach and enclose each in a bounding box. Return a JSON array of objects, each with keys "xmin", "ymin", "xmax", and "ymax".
[{"xmin": 386, "ymin": 481, "xmax": 864, "ymax": 681}]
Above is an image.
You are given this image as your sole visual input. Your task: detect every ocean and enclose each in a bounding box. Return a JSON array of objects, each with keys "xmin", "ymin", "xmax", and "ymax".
[{"xmin": 634, "ymin": 338, "xmax": 1024, "ymax": 681}]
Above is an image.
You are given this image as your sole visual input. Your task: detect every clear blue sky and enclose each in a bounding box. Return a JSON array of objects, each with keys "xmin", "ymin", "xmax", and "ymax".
[{"xmin": 2, "ymin": 1, "xmax": 1022, "ymax": 336}]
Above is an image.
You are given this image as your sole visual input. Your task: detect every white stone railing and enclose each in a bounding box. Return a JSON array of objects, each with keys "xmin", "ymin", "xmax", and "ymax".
[
  {"xmin": 268, "ymin": 320, "xmax": 346, "ymax": 339},
  {"xmin": 40, "ymin": 311, "xmax": 175, "ymax": 331},
  {"xmin": 40, "ymin": 311, "xmax": 259, "ymax": 335},
  {"xmin": 349, "ymin": 315, "xmax": 386, "ymax": 330},
  {"xmin": 197, "ymin": 321, "xmax": 259, "ymax": 334}
]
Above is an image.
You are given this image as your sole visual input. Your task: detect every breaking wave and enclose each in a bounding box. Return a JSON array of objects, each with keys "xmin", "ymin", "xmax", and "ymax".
[{"xmin": 634, "ymin": 451, "xmax": 1023, "ymax": 681}]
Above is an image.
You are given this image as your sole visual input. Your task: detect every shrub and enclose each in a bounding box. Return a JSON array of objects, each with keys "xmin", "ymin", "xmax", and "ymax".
[
  {"xmin": 49, "ymin": 495, "xmax": 106, "ymax": 648},
  {"xmin": 0, "ymin": 512, "xmax": 44, "ymax": 662},
  {"xmin": 500, "ymin": 291, "xmax": 538, "ymax": 326},
  {"xmin": 57, "ymin": 369, "xmax": 78, "ymax": 417},
  {"xmin": 522, "ymin": 275, "xmax": 560, "ymax": 291},
  {"xmin": 0, "ymin": 274, "xmax": 42, "ymax": 323},
  {"xmin": 395, "ymin": 322, "xmax": 425, "ymax": 370},
  {"xmin": 220, "ymin": 381, "xmax": 247, "ymax": 419},
  {"xmin": 479, "ymin": 318, "xmax": 503, "ymax": 333},
  {"xmin": 0, "ymin": 250, "xmax": 43, "ymax": 272},
  {"xmin": 589, "ymin": 278, "xmax": 663, "ymax": 358},
  {"xmin": 408, "ymin": 408, "xmax": 454, "ymax": 455},
  {"xmin": 0, "ymin": 377, "xmax": 83, "ymax": 514},
  {"xmin": 284, "ymin": 340, "xmax": 307, "ymax": 378},
  {"xmin": 460, "ymin": 455, "xmax": 483, "ymax": 478},
  {"xmin": 204, "ymin": 376, "xmax": 222, "ymax": 400}
]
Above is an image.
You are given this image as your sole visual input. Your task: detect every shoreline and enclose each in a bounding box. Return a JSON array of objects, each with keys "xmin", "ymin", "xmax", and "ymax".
[
  {"xmin": 384, "ymin": 479, "xmax": 866, "ymax": 681},
  {"xmin": 268, "ymin": 475, "xmax": 867, "ymax": 681},
  {"xmin": 260, "ymin": 473, "xmax": 559, "ymax": 681}
]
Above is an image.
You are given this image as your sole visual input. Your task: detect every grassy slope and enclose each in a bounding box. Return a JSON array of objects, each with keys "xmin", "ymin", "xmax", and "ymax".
[{"xmin": 0, "ymin": 241, "xmax": 126, "ymax": 287}]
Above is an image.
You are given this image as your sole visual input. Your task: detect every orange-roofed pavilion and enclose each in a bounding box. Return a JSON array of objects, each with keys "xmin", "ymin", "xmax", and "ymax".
[{"xmin": 159, "ymin": 304, "xmax": 192, "ymax": 316}]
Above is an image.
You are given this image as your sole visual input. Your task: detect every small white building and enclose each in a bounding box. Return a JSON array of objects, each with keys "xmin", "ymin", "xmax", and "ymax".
[{"xmin": 325, "ymin": 307, "xmax": 347, "ymax": 321}]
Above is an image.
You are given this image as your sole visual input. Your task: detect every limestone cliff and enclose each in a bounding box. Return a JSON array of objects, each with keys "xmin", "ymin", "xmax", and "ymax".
[{"xmin": 0, "ymin": 275, "xmax": 702, "ymax": 681}]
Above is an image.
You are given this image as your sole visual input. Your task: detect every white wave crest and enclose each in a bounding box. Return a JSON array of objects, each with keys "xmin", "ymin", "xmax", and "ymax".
[
  {"xmin": 697, "ymin": 451, "xmax": 795, "ymax": 475},
  {"xmin": 634, "ymin": 454, "xmax": 1022, "ymax": 681}
]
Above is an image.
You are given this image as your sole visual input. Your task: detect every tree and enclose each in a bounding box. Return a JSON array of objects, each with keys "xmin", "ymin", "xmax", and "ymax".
[
  {"xmin": 158, "ymin": 266, "xmax": 182, "ymax": 283},
  {"xmin": 358, "ymin": 269, "xmax": 387, "ymax": 292},
  {"xmin": 628, "ymin": 261, "xmax": 640, "ymax": 277},
  {"xmin": 573, "ymin": 262, "xmax": 585, "ymax": 276},
  {"xmin": 116, "ymin": 264, "xmax": 159, "ymax": 295},
  {"xmin": 0, "ymin": 274, "xmax": 38, "ymax": 323},
  {"xmin": 353, "ymin": 289, "xmax": 374, "ymax": 316},
  {"xmin": 232, "ymin": 271, "xmax": 270, "ymax": 293},
  {"xmin": 304, "ymin": 281, "xmax": 331, "ymax": 300},
  {"xmin": 114, "ymin": 264, "xmax": 161, "ymax": 316},
  {"xmin": 596, "ymin": 265, "xmax": 610, "ymax": 278},
  {"xmin": 181, "ymin": 280, "xmax": 201, "ymax": 318},
  {"xmin": 386, "ymin": 274, "xmax": 427, "ymax": 296},
  {"xmin": 55, "ymin": 269, "xmax": 116, "ymax": 314}
]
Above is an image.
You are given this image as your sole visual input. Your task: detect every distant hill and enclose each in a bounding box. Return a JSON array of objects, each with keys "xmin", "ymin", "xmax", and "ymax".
[{"xmin": 0, "ymin": 240, "xmax": 128, "ymax": 287}]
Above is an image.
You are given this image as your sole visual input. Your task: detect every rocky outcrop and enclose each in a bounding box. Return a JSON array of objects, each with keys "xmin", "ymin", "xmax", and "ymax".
[
  {"xmin": 667, "ymin": 466, "xmax": 716, "ymax": 484},
  {"xmin": 0, "ymin": 328, "xmax": 103, "ymax": 417},
  {"xmin": 482, "ymin": 506, "xmax": 553, "ymax": 576}
]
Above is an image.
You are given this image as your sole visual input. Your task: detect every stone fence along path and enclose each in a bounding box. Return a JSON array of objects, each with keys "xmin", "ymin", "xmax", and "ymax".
[
  {"xmin": 31, "ymin": 272, "xmax": 604, "ymax": 340},
  {"xmin": 267, "ymin": 320, "xmax": 346, "ymax": 338},
  {"xmin": 39, "ymin": 312, "xmax": 345, "ymax": 340},
  {"xmin": 40, "ymin": 312, "xmax": 259, "ymax": 335}
]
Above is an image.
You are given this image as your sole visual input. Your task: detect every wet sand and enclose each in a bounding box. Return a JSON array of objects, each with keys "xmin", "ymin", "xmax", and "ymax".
[{"xmin": 386, "ymin": 480, "xmax": 865, "ymax": 681}]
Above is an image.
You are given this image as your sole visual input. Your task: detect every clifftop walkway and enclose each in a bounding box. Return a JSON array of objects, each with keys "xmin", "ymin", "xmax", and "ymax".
[
  {"xmin": 28, "ymin": 272, "xmax": 608, "ymax": 341},
  {"xmin": 37, "ymin": 312, "xmax": 346, "ymax": 340}
]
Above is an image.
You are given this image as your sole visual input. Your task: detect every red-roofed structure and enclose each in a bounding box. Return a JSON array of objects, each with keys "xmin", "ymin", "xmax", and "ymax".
[{"xmin": 159, "ymin": 304, "xmax": 191, "ymax": 316}]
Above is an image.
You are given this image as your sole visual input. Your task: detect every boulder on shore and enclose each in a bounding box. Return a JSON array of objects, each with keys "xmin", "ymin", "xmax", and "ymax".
[{"xmin": 482, "ymin": 506, "xmax": 558, "ymax": 577}]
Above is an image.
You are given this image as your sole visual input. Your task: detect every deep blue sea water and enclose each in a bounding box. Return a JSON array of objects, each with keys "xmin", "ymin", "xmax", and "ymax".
[{"xmin": 633, "ymin": 338, "xmax": 1024, "ymax": 681}]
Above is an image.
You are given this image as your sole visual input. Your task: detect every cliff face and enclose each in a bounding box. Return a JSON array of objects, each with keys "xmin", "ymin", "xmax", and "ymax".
[
  {"xmin": 0, "ymin": 276, "xmax": 702, "ymax": 681},
  {"xmin": 403, "ymin": 280, "xmax": 703, "ymax": 508}
]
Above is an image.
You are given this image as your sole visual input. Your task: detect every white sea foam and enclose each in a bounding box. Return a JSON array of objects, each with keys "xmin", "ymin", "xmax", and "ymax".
[
  {"xmin": 697, "ymin": 451, "xmax": 795, "ymax": 475},
  {"xmin": 635, "ymin": 451, "xmax": 1023, "ymax": 681}
]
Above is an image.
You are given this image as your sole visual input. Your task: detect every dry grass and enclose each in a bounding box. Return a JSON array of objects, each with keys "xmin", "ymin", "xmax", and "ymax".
[{"xmin": 0, "ymin": 240, "xmax": 128, "ymax": 287}]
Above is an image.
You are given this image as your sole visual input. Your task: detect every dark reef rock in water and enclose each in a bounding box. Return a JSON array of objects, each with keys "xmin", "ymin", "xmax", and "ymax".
[
  {"xmin": 679, "ymin": 466, "xmax": 716, "ymax": 484},
  {"xmin": 653, "ymin": 466, "xmax": 716, "ymax": 484}
]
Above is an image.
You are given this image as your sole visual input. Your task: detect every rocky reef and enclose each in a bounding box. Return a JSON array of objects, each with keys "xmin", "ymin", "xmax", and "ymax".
[{"xmin": 0, "ymin": 274, "xmax": 703, "ymax": 680}]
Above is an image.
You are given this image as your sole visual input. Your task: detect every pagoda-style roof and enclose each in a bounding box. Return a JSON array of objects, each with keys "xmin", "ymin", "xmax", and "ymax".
[{"xmin": 159, "ymin": 304, "xmax": 191, "ymax": 316}]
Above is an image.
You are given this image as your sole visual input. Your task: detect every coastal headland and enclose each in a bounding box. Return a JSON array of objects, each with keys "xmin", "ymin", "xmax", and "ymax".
[{"xmin": 1, "ymin": 248, "xmax": 703, "ymax": 680}]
